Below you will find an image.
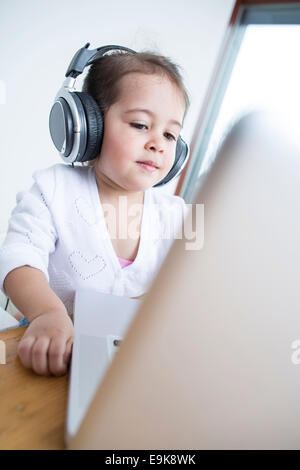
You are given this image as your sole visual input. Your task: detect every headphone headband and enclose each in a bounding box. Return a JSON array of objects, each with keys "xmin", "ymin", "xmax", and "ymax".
[{"xmin": 65, "ymin": 43, "xmax": 136, "ymax": 78}]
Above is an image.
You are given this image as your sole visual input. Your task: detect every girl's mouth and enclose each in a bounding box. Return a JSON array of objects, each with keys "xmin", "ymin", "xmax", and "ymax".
[{"xmin": 136, "ymin": 161, "xmax": 158, "ymax": 173}]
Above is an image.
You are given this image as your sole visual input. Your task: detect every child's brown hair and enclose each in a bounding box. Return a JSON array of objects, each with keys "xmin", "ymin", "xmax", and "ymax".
[{"xmin": 82, "ymin": 50, "xmax": 190, "ymax": 166}]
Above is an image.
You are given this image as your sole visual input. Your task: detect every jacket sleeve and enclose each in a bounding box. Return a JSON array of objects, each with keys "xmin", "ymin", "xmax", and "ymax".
[{"xmin": 0, "ymin": 174, "xmax": 58, "ymax": 295}]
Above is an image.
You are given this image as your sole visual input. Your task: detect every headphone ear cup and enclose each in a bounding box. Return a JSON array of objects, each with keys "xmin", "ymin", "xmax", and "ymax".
[
  {"xmin": 73, "ymin": 91, "xmax": 103, "ymax": 162},
  {"xmin": 153, "ymin": 136, "xmax": 189, "ymax": 187}
]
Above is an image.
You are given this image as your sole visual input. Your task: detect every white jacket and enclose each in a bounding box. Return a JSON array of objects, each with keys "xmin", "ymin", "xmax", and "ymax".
[{"xmin": 0, "ymin": 164, "xmax": 187, "ymax": 315}]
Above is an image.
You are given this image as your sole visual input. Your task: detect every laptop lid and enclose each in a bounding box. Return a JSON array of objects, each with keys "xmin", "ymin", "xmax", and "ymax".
[{"xmin": 68, "ymin": 112, "xmax": 300, "ymax": 450}]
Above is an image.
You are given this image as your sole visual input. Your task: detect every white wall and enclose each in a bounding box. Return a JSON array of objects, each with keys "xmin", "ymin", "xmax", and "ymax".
[{"xmin": 0, "ymin": 0, "xmax": 235, "ymax": 234}]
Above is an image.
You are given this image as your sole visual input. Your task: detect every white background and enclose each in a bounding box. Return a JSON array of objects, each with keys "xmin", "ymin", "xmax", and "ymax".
[{"xmin": 0, "ymin": 0, "xmax": 235, "ymax": 235}]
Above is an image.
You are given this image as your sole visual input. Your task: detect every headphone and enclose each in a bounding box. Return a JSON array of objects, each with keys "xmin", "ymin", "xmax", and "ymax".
[{"xmin": 49, "ymin": 43, "xmax": 189, "ymax": 187}]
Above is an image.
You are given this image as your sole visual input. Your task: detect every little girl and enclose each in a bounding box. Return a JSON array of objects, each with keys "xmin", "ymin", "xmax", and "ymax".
[{"xmin": 0, "ymin": 48, "xmax": 189, "ymax": 377}]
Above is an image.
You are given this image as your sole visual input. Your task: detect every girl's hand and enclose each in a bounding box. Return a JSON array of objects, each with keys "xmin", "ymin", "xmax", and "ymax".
[{"xmin": 17, "ymin": 310, "xmax": 74, "ymax": 376}]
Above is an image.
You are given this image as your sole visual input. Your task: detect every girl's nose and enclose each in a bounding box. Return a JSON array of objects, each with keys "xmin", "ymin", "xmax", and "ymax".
[{"xmin": 144, "ymin": 136, "xmax": 164, "ymax": 153}]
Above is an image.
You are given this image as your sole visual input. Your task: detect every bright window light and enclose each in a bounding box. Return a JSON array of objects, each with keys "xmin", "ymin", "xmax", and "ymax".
[{"xmin": 201, "ymin": 25, "xmax": 300, "ymax": 175}]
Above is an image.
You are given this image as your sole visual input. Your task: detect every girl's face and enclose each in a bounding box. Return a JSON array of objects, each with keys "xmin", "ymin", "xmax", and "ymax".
[{"xmin": 94, "ymin": 72, "xmax": 186, "ymax": 194}]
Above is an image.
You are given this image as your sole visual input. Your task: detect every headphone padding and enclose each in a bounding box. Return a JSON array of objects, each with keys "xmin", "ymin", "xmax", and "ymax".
[
  {"xmin": 153, "ymin": 136, "xmax": 188, "ymax": 187},
  {"xmin": 73, "ymin": 91, "xmax": 103, "ymax": 162}
]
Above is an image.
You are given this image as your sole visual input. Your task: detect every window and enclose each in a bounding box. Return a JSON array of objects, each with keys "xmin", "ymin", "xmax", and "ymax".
[{"xmin": 181, "ymin": 3, "xmax": 300, "ymax": 203}]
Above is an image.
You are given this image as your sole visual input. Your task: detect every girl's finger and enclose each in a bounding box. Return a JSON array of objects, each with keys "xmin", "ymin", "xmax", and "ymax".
[
  {"xmin": 48, "ymin": 336, "xmax": 67, "ymax": 376},
  {"xmin": 17, "ymin": 335, "xmax": 36, "ymax": 369},
  {"xmin": 63, "ymin": 337, "xmax": 74, "ymax": 370},
  {"xmin": 32, "ymin": 336, "xmax": 51, "ymax": 376}
]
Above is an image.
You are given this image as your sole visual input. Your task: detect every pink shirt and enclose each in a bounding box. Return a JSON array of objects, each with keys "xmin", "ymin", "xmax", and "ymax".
[{"xmin": 118, "ymin": 257, "xmax": 133, "ymax": 268}]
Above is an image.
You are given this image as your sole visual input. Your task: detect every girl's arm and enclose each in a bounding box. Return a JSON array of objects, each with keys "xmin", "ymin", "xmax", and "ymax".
[{"xmin": 4, "ymin": 265, "xmax": 67, "ymax": 322}]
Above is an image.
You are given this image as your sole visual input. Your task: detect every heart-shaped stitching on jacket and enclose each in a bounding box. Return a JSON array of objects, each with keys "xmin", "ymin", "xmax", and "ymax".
[
  {"xmin": 68, "ymin": 250, "xmax": 107, "ymax": 280},
  {"xmin": 75, "ymin": 197, "xmax": 100, "ymax": 226}
]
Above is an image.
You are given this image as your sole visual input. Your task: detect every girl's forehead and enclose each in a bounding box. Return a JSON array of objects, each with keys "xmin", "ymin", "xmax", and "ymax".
[
  {"xmin": 116, "ymin": 72, "xmax": 185, "ymax": 116},
  {"xmin": 118, "ymin": 73, "xmax": 184, "ymax": 103}
]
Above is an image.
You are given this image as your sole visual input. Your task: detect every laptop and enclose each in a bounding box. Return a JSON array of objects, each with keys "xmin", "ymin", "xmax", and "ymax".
[
  {"xmin": 65, "ymin": 289, "xmax": 142, "ymax": 443},
  {"xmin": 67, "ymin": 111, "xmax": 300, "ymax": 449}
]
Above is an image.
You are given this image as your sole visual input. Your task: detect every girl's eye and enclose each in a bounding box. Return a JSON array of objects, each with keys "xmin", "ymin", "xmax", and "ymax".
[
  {"xmin": 165, "ymin": 132, "xmax": 176, "ymax": 141},
  {"xmin": 130, "ymin": 123, "xmax": 176, "ymax": 141},
  {"xmin": 130, "ymin": 123, "xmax": 147, "ymax": 130}
]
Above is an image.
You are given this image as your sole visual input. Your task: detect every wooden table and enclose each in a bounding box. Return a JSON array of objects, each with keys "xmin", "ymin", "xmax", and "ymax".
[{"xmin": 0, "ymin": 327, "xmax": 69, "ymax": 450}]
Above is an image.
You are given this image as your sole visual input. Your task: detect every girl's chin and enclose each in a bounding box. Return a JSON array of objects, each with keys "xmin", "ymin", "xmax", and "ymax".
[{"xmin": 125, "ymin": 178, "xmax": 160, "ymax": 191}]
